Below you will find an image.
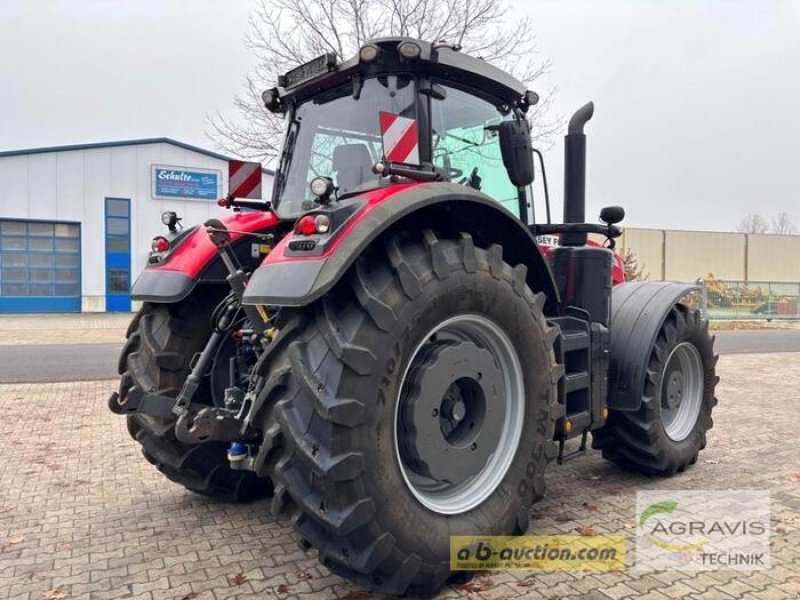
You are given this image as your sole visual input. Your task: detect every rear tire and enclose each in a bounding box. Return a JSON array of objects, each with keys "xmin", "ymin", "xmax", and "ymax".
[
  {"xmin": 592, "ymin": 305, "xmax": 718, "ymax": 475},
  {"xmin": 253, "ymin": 231, "xmax": 561, "ymax": 596},
  {"xmin": 119, "ymin": 296, "xmax": 270, "ymax": 501}
]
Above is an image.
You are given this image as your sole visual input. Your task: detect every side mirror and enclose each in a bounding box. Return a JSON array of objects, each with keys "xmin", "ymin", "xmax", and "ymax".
[
  {"xmin": 600, "ymin": 206, "xmax": 625, "ymax": 225},
  {"xmin": 498, "ymin": 119, "xmax": 535, "ymax": 187}
]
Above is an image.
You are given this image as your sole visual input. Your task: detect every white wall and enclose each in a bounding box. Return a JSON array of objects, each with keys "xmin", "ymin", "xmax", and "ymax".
[
  {"xmin": 0, "ymin": 142, "xmax": 273, "ymax": 312},
  {"xmin": 621, "ymin": 227, "xmax": 800, "ymax": 284}
]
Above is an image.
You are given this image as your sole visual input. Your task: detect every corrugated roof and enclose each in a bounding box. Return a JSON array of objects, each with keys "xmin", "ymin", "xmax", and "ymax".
[{"xmin": 0, "ymin": 137, "xmax": 275, "ymax": 175}]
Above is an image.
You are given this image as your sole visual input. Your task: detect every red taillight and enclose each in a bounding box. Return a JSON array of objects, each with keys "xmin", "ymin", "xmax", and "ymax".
[
  {"xmin": 294, "ymin": 215, "xmax": 317, "ymax": 236},
  {"xmin": 294, "ymin": 213, "xmax": 331, "ymax": 236},
  {"xmin": 152, "ymin": 236, "xmax": 170, "ymax": 253}
]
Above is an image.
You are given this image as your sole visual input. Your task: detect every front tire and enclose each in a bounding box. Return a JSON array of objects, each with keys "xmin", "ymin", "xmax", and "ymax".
[
  {"xmin": 253, "ymin": 231, "xmax": 561, "ymax": 596},
  {"xmin": 119, "ymin": 296, "xmax": 270, "ymax": 501},
  {"xmin": 592, "ymin": 305, "xmax": 718, "ymax": 475}
]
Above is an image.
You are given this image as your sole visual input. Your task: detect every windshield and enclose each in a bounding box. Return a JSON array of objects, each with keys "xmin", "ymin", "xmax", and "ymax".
[{"xmin": 273, "ymin": 75, "xmax": 416, "ymax": 217}]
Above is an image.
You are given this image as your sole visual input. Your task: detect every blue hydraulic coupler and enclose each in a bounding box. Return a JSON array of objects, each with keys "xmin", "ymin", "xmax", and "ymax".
[{"xmin": 227, "ymin": 442, "xmax": 248, "ymax": 463}]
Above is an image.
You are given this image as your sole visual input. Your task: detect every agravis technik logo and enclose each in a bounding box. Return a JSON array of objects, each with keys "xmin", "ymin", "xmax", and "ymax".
[{"xmin": 636, "ymin": 490, "xmax": 770, "ymax": 571}]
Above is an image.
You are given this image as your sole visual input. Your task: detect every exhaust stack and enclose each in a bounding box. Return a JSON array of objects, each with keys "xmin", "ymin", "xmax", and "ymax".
[{"xmin": 562, "ymin": 102, "xmax": 594, "ymax": 245}]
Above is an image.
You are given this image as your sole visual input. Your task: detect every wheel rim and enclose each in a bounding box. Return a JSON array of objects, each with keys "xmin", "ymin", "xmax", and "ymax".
[
  {"xmin": 659, "ymin": 342, "xmax": 704, "ymax": 442},
  {"xmin": 394, "ymin": 314, "xmax": 525, "ymax": 515}
]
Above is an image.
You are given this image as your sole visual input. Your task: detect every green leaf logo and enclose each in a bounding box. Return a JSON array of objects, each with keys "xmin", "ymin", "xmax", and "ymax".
[
  {"xmin": 640, "ymin": 500, "xmax": 707, "ymax": 552},
  {"xmin": 639, "ymin": 501, "xmax": 677, "ymax": 527}
]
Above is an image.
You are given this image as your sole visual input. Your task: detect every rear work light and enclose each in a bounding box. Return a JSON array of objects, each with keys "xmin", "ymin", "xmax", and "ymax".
[
  {"xmin": 397, "ymin": 41, "xmax": 422, "ymax": 60},
  {"xmin": 359, "ymin": 44, "xmax": 380, "ymax": 62},
  {"xmin": 314, "ymin": 214, "xmax": 330, "ymax": 233},
  {"xmin": 151, "ymin": 236, "xmax": 170, "ymax": 253}
]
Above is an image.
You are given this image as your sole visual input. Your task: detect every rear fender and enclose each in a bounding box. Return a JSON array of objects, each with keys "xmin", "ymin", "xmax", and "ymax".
[
  {"xmin": 607, "ymin": 281, "xmax": 702, "ymax": 411},
  {"xmin": 132, "ymin": 210, "xmax": 281, "ymax": 303},
  {"xmin": 242, "ymin": 182, "xmax": 559, "ymax": 313}
]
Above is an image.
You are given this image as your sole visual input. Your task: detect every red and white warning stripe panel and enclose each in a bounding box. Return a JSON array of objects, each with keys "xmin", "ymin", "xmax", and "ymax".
[
  {"xmin": 228, "ymin": 160, "xmax": 262, "ymax": 199},
  {"xmin": 379, "ymin": 111, "xmax": 420, "ymax": 165}
]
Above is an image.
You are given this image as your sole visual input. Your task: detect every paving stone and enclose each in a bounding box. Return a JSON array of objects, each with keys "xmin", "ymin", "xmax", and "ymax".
[{"xmin": 0, "ymin": 354, "xmax": 798, "ymax": 600}]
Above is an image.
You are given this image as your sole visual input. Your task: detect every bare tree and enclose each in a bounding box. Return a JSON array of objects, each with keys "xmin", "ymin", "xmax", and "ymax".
[
  {"xmin": 208, "ymin": 0, "xmax": 557, "ymax": 163},
  {"xmin": 736, "ymin": 214, "xmax": 769, "ymax": 234},
  {"xmin": 770, "ymin": 212, "xmax": 798, "ymax": 235}
]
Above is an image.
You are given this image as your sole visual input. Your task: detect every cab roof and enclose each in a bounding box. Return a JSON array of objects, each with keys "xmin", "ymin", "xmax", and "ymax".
[{"xmin": 271, "ymin": 37, "xmax": 530, "ymax": 110}]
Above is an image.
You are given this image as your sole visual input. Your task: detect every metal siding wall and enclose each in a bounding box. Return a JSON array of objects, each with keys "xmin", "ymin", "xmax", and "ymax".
[
  {"xmin": 56, "ymin": 152, "xmax": 85, "ymax": 222},
  {"xmin": 747, "ymin": 234, "xmax": 800, "ymax": 282},
  {"xmin": 0, "ymin": 156, "xmax": 30, "ymax": 219},
  {"xmin": 28, "ymin": 154, "xmax": 58, "ymax": 218},
  {"xmin": 82, "ymin": 149, "xmax": 112, "ymax": 305},
  {"xmin": 665, "ymin": 231, "xmax": 745, "ymax": 281},
  {"xmin": 108, "ymin": 146, "xmax": 138, "ymax": 289},
  {"xmin": 621, "ymin": 228, "xmax": 800, "ymax": 283},
  {"xmin": 110, "ymin": 147, "xmax": 137, "ymax": 198},
  {"xmin": 621, "ymin": 228, "xmax": 664, "ymax": 280}
]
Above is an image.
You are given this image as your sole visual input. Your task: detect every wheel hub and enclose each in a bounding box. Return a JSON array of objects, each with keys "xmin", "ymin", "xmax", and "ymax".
[
  {"xmin": 659, "ymin": 342, "xmax": 704, "ymax": 442},
  {"xmin": 399, "ymin": 340, "xmax": 504, "ymax": 485},
  {"xmin": 448, "ymin": 398, "xmax": 467, "ymax": 422},
  {"xmin": 662, "ymin": 369, "xmax": 684, "ymax": 410},
  {"xmin": 394, "ymin": 313, "xmax": 525, "ymax": 515}
]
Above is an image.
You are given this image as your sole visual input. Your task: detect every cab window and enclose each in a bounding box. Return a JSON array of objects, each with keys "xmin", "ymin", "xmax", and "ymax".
[
  {"xmin": 274, "ymin": 76, "xmax": 415, "ymax": 217},
  {"xmin": 430, "ymin": 85, "xmax": 519, "ymax": 217}
]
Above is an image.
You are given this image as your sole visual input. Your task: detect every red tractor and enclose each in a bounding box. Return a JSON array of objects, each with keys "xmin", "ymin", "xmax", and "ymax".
[{"xmin": 111, "ymin": 37, "xmax": 717, "ymax": 596}]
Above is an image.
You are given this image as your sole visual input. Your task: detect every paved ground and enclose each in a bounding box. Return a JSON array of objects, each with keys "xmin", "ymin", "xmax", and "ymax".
[
  {"xmin": 0, "ymin": 344, "xmax": 123, "ymax": 383},
  {"xmin": 712, "ymin": 329, "xmax": 800, "ymax": 355},
  {"xmin": 0, "ymin": 314, "xmax": 131, "ymax": 346},
  {"xmin": 1, "ymin": 353, "xmax": 798, "ymax": 600}
]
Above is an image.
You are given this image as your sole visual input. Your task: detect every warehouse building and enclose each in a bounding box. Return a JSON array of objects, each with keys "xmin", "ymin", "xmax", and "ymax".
[{"xmin": 0, "ymin": 138, "xmax": 273, "ymax": 313}]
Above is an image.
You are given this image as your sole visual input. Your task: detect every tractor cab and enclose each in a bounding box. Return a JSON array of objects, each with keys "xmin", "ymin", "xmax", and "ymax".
[{"xmin": 265, "ymin": 38, "xmax": 537, "ymax": 222}]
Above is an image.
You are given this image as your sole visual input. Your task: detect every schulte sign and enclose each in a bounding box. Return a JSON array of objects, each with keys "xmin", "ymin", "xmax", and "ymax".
[{"xmin": 152, "ymin": 165, "xmax": 220, "ymax": 200}]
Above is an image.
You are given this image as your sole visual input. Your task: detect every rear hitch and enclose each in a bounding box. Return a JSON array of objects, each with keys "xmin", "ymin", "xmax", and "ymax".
[
  {"xmin": 173, "ymin": 404, "xmax": 259, "ymax": 444},
  {"xmin": 109, "ymin": 297, "xmax": 242, "ymax": 422},
  {"xmin": 168, "ymin": 219, "xmax": 273, "ymax": 444},
  {"xmin": 112, "ymin": 215, "xmax": 273, "ymax": 447},
  {"xmin": 108, "ymin": 387, "xmax": 175, "ymax": 418}
]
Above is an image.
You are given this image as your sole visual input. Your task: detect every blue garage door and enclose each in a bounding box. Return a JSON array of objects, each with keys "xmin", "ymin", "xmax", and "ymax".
[{"xmin": 0, "ymin": 219, "xmax": 82, "ymax": 313}]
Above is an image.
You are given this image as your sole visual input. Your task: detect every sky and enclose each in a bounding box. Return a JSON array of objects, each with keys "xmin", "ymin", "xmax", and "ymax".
[{"xmin": 1, "ymin": 0, "xmax": 798, "ymax": 232}]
